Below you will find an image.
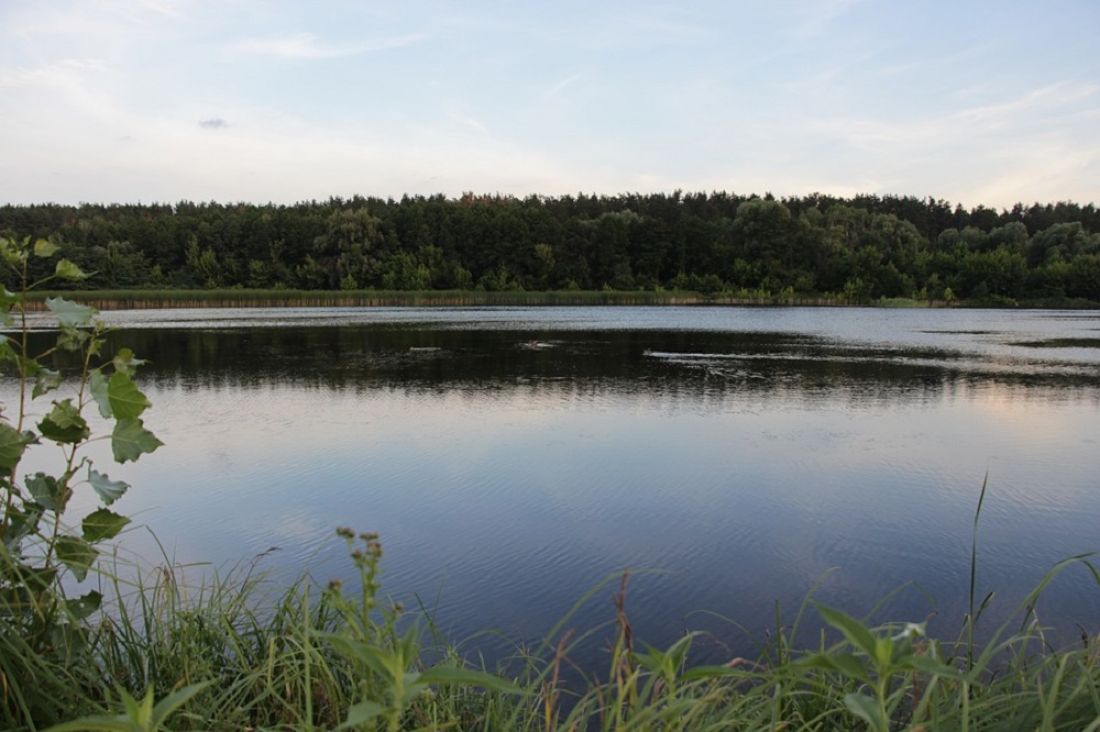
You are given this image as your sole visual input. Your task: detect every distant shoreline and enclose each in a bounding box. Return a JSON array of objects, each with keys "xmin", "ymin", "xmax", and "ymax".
[{"xmin": 24, "ymin": 289, "xmax": 1100, "ymax": 311}]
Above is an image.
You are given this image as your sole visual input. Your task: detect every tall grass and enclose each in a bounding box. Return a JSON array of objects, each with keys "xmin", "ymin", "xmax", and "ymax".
[{"xmin": 4, "ymin": 520, "xmax": 1099, "ymax": 731}]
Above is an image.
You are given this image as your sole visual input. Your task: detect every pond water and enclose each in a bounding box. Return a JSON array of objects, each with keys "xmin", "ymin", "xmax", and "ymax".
[{"xmin": 8, "ymin": 306, "xmax": 1100, "ymax": 665}]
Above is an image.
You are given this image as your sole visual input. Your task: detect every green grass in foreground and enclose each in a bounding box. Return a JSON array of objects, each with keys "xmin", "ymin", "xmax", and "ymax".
[{"xmin": 4, "ymin": 528, "xmax": 1100, "ymax": 731}]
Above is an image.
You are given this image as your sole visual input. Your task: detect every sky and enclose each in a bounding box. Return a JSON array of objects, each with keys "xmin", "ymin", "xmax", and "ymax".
[{"xmin": 1, "ymin": 0, "xmax": 1097, "ymax": 208}]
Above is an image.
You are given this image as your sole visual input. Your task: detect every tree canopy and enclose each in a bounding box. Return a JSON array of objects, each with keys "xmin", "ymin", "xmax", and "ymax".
[{"xmin": 2, "ymin": 192, "xmax": 1098, "ymax": 302}]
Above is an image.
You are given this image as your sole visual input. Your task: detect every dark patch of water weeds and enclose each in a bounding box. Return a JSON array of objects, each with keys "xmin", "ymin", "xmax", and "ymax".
[{"xmin": 3, "ymin": 233, "xmax": 1100, "ymax": 730}]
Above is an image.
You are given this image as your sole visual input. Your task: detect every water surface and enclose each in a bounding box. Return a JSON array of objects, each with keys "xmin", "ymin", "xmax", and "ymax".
[{"xmin": 9, "ymin": 306, "xmax": 1100, "ymax": 664}]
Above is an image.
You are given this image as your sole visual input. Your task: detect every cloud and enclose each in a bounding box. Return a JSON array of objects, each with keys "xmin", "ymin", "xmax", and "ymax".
[
  {"xmin": 542, "ymin": 72, "xmax": 585, "ymax": 101},
  {"xmin": 0, "ymin": 58, "xmax": 107, "ymax": 88},
  {"xmin": 199, "ymin": 117, "xmax": 229, "ymax": 130},
  {"xmin": 229, "ymin": 31, "xmax": 428, "ymax": 59},
  {"xmin": 787, "ymin": 0, "xmax": 866, "ymax": 38},
  {"xmin": 447, "ymin": 110, "xmax": 488, "ymax": 134}
]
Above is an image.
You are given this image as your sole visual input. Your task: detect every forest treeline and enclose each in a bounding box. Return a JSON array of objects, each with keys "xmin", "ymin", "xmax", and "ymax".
[{"xmin": 2, "ymin": 192, "xmax": 1098, "ymax": 303}]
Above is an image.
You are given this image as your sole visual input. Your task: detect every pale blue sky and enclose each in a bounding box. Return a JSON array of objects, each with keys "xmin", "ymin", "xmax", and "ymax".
[{"xmin": 1, "ymin": 0, "xmax": 1097, "ymax": 207}]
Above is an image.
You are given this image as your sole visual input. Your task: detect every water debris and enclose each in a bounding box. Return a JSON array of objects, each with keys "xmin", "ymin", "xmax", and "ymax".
[
  {"xmin": 1009, "ymin": 338, "xmax": 1100, "ymax": 349},
  {"xmin": 408, "ymin": 346, "xmax": 442, "ymax": 353},
  {"xmin": 519, "ymin": 340, "xmax": 556, "ymax": 350}
]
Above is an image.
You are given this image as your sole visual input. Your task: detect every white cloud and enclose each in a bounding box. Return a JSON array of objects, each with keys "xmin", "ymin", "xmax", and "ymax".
[
  {"xmin": 0, "ymin": 58, "xmax": 108, "ymax": 88},
  {"xmin": 785, "ymin": 0, "xmax": 867, "ymax": 38},
  {"xmin": 229, "ymin": 31, "xmax": 428, "ymax": 59},
  {"xmin": 447, "ymin": 110, "xmax": 488, "ymax": 135},
  {"xmin": 542, "ymin": 72, "xmax": 585, "ymax": 101}
]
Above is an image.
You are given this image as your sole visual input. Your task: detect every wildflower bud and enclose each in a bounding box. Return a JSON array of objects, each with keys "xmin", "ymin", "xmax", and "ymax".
[
  {"xmin": 367, "ymin": 541, "xmax": 383, "ymax": 557},
  {"xmin": 336, "ymin": 527, "xmax": 354, "ymax": 539},
  {"xmin": 360, "ymin": 531, "xmax": 379, "ymax": 541},
  {"xmin": 326, "ymin": 579, "xmax": 343, "ymax": 593}
]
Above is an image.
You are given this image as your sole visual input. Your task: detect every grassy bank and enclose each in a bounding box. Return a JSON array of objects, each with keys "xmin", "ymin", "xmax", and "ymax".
[{"xmin": 4, "ymin": 534, "xmax": 1100, "ymax": 731}]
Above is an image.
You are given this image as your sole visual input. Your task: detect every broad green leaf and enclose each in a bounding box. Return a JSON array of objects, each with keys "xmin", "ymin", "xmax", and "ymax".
[
  {"xmin": 42, "ymin": 683, "xmax": 200, "ymax": 732},
  {"xmin": 18, "ymin": 354, "xmax": 41, "ymax": 376},
  {"xmin": 150, "ymin": 682, "xmax": 212, "ymax": 727},
  {"xmin": 87, "ymin": 334, "xmax": 105, "ymax": 358},
  {"xmin": 67, "ymin": 590, "xmax": 103, "ymax": 621},
  {"xmin": 399, "ymin": 677, "xmax": 430, "ymax": 707},
  {"xmin": 55, "ymin": 258, "xmax": 89, "ymax": 281},
  {"xmin": 844, "ymin": 692, "xmax": 886, "ymax": 732},
  {"xmin": 874, "ymin": 636, "xmax": 893, "ymax": 668},
  {"xmin": 89, "ymin": 468, "xmax": 129, "ymax": 505},
  {"xmin": 46, "ymin": 297, "xmax": 96, "ymax": 328},
  {"xmin": 34, "ymin": 238, "xmax": 60, "ymax": 257},
  {"xmin": 314, "ymin": 632, "xmax": 394, "ymax": 681},
  {"xmin": 38, "ymin": 399, "xmax": 90, "ymax": 444},
  {"xmin": 816, "ymin": 604, "xmax": 877, "ymax": 658},
  {"xmin": 27, "ymin": 472, "xmax": 72, "ymax": 512},
  {"xmin": 111, "ymin": 418, "xmax": 163, "ymax": 463},
  {"xmin": 901, "ymin": 654, "xmax": 966, "ymax": 679},
  {"xmin": 0, "ymin": 422, "xmax": 34, "ymax": 470},
  {"xmin": 12, "ymin": 565, "xmax": 58, "ymax": 594},
  {"xmin": 89, "ymin": 369, "xmax": 112, "ymax": 418},
  {"xmin": 795, "ymin": 651, "xmax": 867, "ymax": 681},
  {"xmin": 57, "ymin": 325, "xmax": 91, "ymax": 352},
  {"xmin": 418, "ymin": 665, "xmax": 526, "ymax": 694},
  {"xmin": 5, "ymin": 503, "xmax": 44, "ymax": 547},
  {"xmin": 0, "ymin": 236, "xmax": 26, "ymax": 266},
  {"xmin": 9, "ymin": 563, "xmax": 57, "ymax": 594},
  {"xmin": 43, "ymin": 714, "xmax": 135, "ymax": 731},
  {"xmin": 107, "ymin": 371, "xmax": 150, "ymax": 418},
  {"xmin": 338, "ymin": 700, "xmax": 385, "ymax": 730},
  {"xmin": 0, "ymin": 295, "xmax": 13, "ymax": 326},
  {"xmin": 55, "ymin": 536, "xmax": 98, "ymax": 581},
  {"xmin": 32, "ymin": 367, "xmax": 63, "ymax": 398},
  {"xmin": 111, "ymin": 348, "xmax": 147, "ymax": 376},
  {"xmin": 124, "ymin": 687, "xmax": 154, "ymax": 727},
  {"xmin": 82, "ymin": 507, "xmax": 130, "ymax": 542}
]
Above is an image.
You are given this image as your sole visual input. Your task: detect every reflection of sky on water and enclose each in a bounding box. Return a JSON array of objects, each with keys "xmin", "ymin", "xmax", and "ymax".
[{"xmin": 4, "ymin": 306, "xmax": 1100, "ymax": 666}]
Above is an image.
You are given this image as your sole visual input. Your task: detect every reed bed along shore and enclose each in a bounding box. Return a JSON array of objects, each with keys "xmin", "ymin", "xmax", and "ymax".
[
  {"xmin": 23, "ymin": 288, "xmax": 957, "ymax": 311},
  {"xmin": 27, "ymin": 288, "xmax": 1098, "ymax": 311}
]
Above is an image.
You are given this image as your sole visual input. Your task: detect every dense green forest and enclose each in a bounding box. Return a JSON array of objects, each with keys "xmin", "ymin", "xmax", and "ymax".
[{"xmin": 2, "ymin": 193, "xmax": 1099, "ymax": 303}]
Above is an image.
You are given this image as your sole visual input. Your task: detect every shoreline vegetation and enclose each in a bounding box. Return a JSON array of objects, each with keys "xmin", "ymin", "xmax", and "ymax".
[
  {"xmin": 24, "ymin": 287, "xmax": 1100, "ymax": 311},
  {"xmin": 3, "ymin": 193, "xmax": 1099, "ymax": 310},
  {"xmin": 16, "ymin": 532, "xmax": 1100, "ymax": 732}
]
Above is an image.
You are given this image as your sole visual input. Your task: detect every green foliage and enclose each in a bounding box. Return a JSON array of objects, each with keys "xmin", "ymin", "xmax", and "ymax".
[
  {"xmin": 0, "ymin": 237, "xmax": 163, "ymax": 728},
  {"xmin": 2, "ymin": 194, "xmax": 1098, "ymax": 304},
  {"xmin": 110, "ymin": 418, "xmax": 163, "ymax": 463},
  {"xmin": 46, "ymin": 683, "xmax": 212, "ymax": 732}
]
